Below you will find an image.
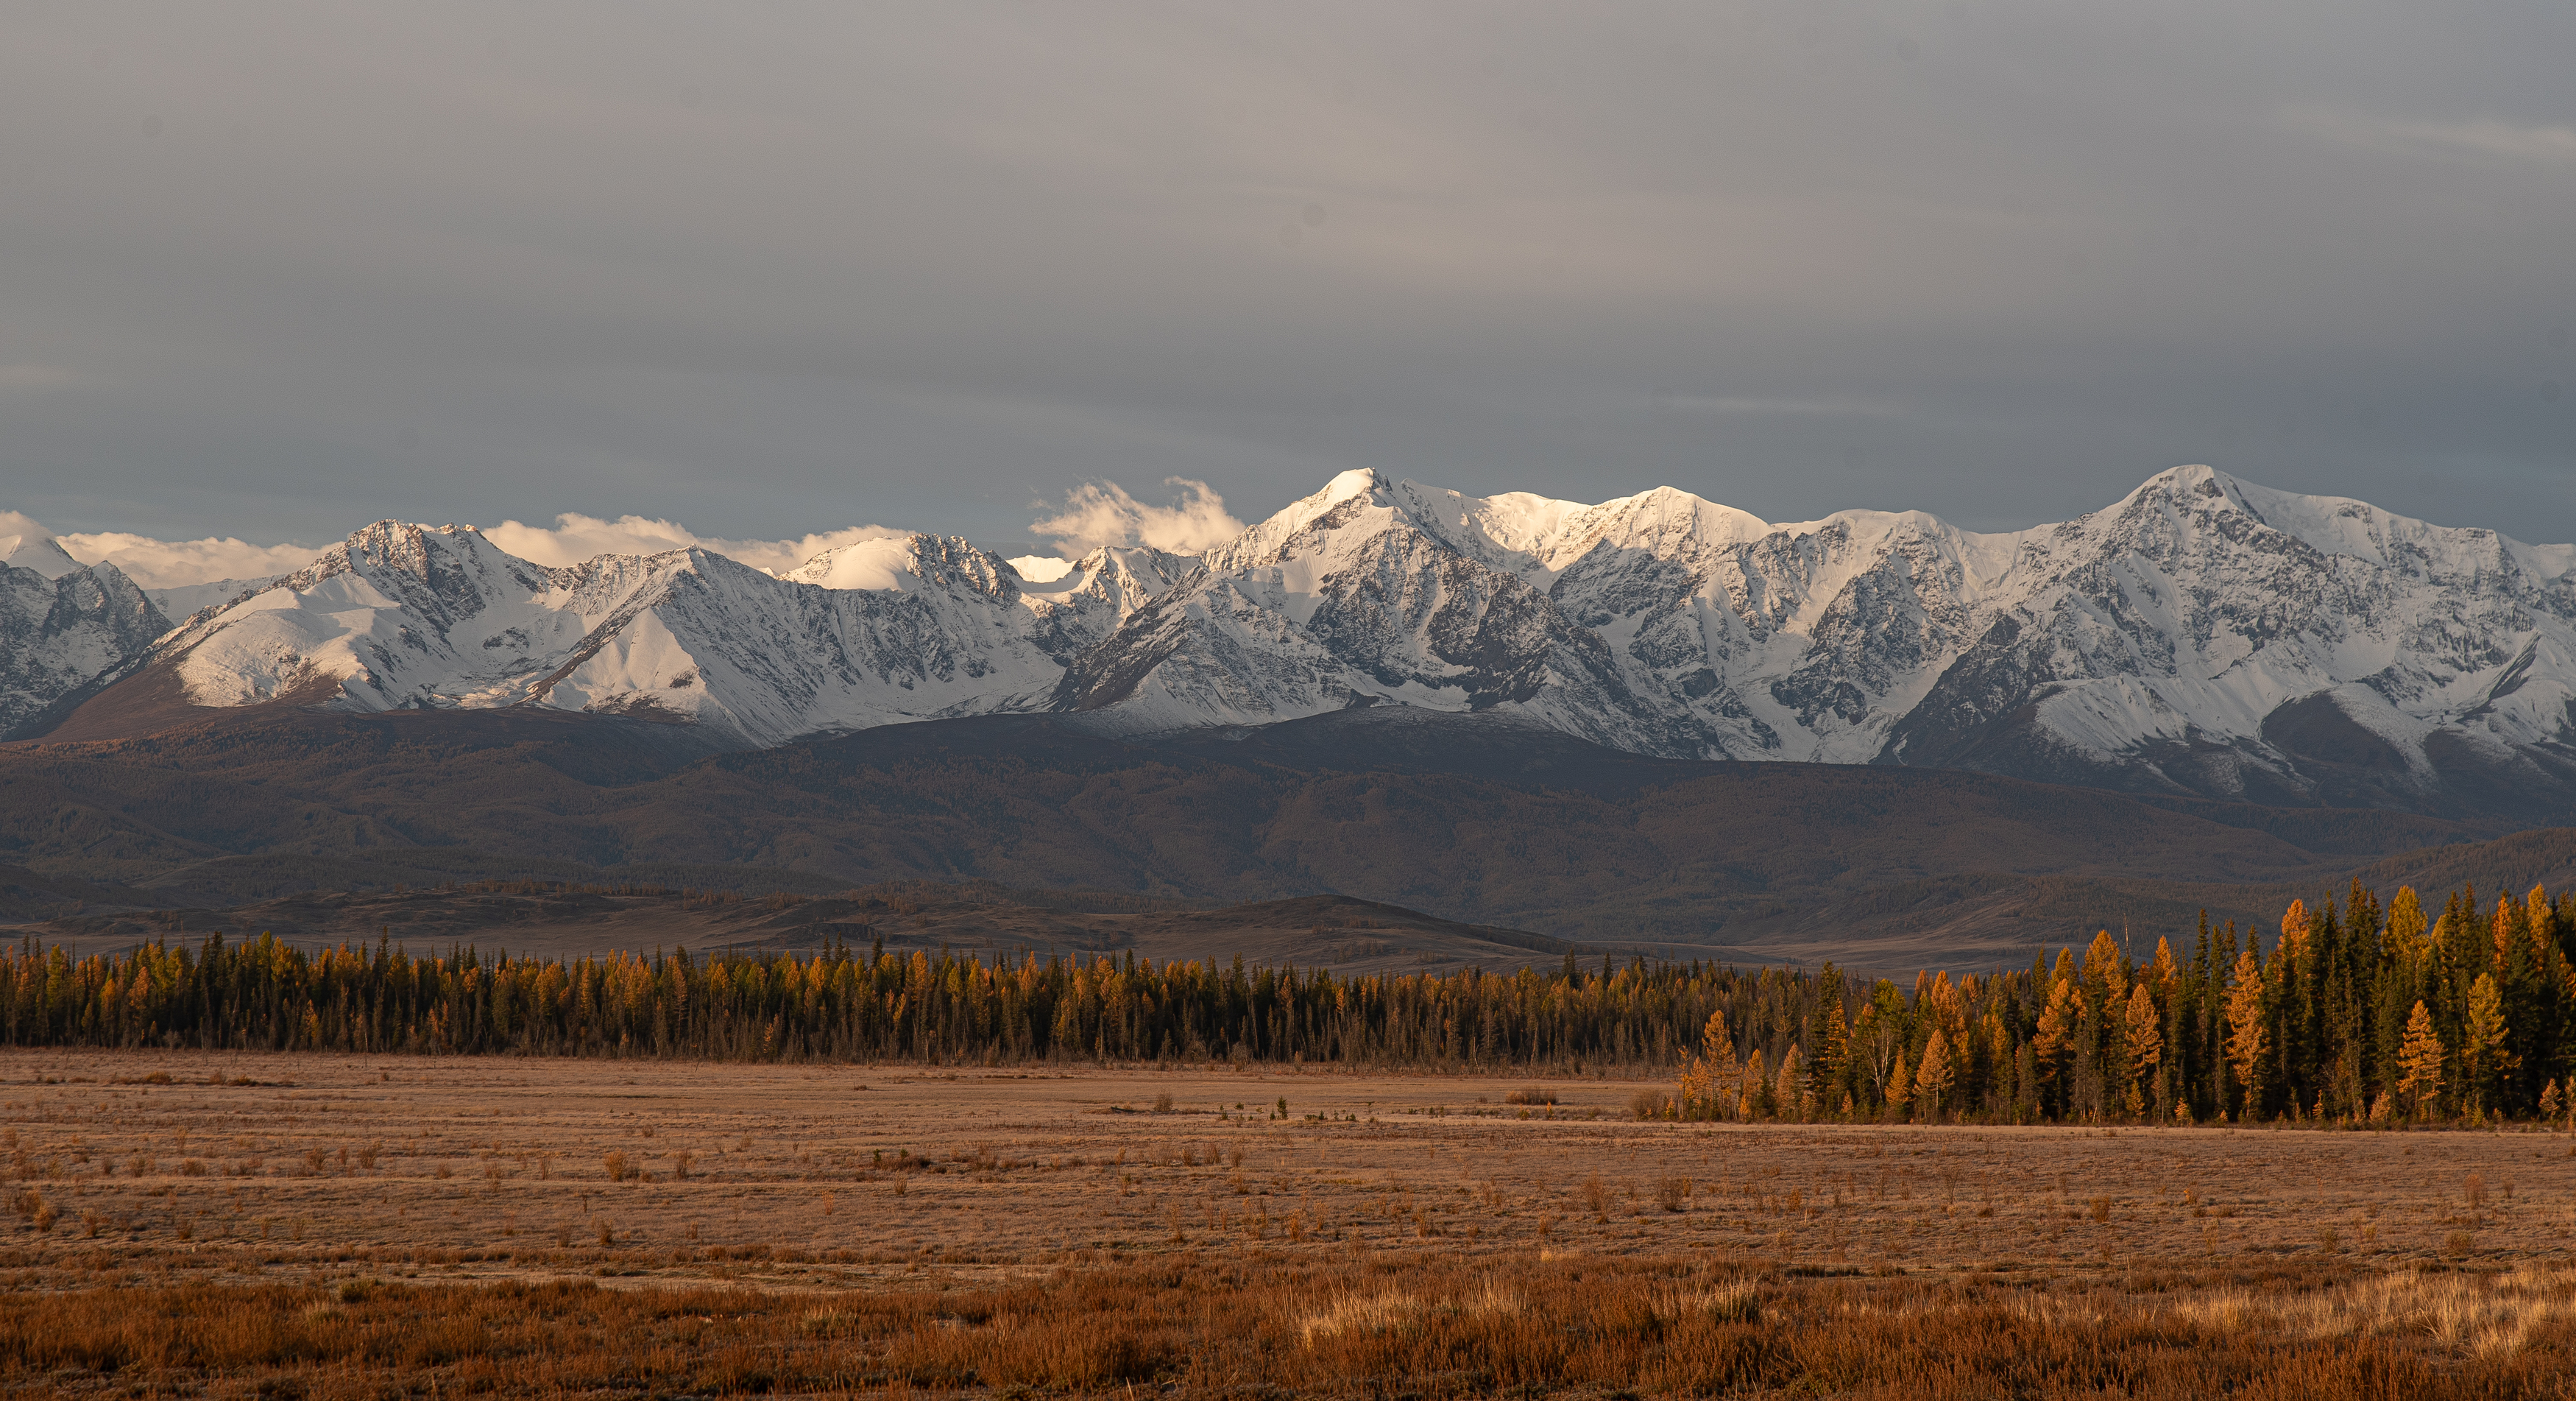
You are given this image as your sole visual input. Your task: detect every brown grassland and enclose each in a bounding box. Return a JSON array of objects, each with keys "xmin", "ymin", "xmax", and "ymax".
[{"xmin": 3, "ymin": 1048, "xmax": 2575, "ymax": 1397}]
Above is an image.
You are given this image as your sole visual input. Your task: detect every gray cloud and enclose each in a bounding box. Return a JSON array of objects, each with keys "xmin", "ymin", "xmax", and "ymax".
[{"xmin": 1, "ymin": 1, "xmax": 2569, "ymax": 549}]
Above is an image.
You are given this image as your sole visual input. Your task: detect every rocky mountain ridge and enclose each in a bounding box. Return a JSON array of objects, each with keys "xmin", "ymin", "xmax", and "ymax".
[{"xmin": 7, "ymin": 467, "xmax": 2573, "ymax": 819}]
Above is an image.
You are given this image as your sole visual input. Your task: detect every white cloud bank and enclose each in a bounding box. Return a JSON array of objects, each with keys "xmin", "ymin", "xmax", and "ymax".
[
  {"xmin": 11, "ymin": 481, "xmax": 1233, "ymax": 593},
  {"xmin": 9, "ymin": 507, "xmax": 919, "ymax": 588},
  {"xmin": 1008, "ymin": 555, "xmax": 1078, "ymax": 582},
  {"xmin": 2286, "ymin": 105, "xmax": 2576, "ymax": 168},
  {"xmin": 481, "ymin": 513, "xmax": 910, "ymax": 575},
  {"xmin": 48, "ymin": 526, "xmax": 322, "ymax": 590},
  {"xmin": 1029, "ymin": 477, "xmax": 1245, "ymax": 557}
]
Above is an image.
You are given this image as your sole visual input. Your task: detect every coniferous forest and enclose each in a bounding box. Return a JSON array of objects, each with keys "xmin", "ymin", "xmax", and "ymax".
[{"xmin": 7, "ymin": 880, "xmax": 2573, "ymax": 1126}]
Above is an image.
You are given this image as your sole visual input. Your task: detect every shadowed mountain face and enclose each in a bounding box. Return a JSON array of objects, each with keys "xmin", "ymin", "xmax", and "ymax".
[
  {"xmin": 7, "ymin": 705, "xmax": 2569, "ymax": 971},
  {"xmin": 0, "ymin": 554, "xmax": 169, "ymax": 739},
  {"xmin": 9, "ymin": 467, "xmax": 2575, "ymax": 824}
]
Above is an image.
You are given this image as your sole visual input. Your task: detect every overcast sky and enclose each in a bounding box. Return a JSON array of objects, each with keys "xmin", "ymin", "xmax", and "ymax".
[{"xmin": 3, "ymin": 1, "xmax": 2572, "ymax": 571}]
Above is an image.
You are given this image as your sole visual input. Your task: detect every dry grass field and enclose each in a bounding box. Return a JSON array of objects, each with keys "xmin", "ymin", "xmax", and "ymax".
[{"xmin": 5, "ymin": 1048, "xmax": 2576, "ymax": 1397}]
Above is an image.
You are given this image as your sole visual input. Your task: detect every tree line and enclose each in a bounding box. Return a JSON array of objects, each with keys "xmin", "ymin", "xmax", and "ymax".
[{"xmin": 4, "ymin": 878, "xmax": 2571, "ymax": 1125}]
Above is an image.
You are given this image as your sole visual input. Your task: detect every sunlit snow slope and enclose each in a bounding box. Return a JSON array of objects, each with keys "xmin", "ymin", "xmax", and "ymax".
[{"xmin": 135, "ymin": 524, "xmax": 1178, "ymax": 747}]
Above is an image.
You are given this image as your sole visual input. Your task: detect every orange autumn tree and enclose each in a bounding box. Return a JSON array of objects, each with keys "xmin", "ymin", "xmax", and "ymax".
[
  {"xmin": 2224, "ymin": 947, "xmax": 2267, "ymax": 1120},
  {"xmin": 2122, "ymin": 983, "xmax": 2162, "ymax": 1118},
  {"xmin": 1914, "ymin": 1026, "xmax": 1955, "ymax": 1121}
]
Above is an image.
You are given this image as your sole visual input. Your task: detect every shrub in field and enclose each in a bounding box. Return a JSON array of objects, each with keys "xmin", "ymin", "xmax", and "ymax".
[{"xmin": 1579, "ymin": 1175, "xmax": 1610, "ymax": 1221}]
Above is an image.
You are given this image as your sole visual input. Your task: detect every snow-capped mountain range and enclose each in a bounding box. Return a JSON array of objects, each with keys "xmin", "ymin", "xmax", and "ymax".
[{"xmin": 7, "ymin": 467, "xmax": 2575, "ymax": 816}]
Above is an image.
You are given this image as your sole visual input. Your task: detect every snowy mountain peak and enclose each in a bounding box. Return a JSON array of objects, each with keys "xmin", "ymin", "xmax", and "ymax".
[
  {"xmin": 1, "ymin": 530, "xmax": 85, "ymax": 580},
  {"xmin": 1319, "ymin": 467, "xmax": 1387, "ymax": 507},
  {"xmin": 781, "ymin": 534, "xmax": 1019, "ymax": 599}
]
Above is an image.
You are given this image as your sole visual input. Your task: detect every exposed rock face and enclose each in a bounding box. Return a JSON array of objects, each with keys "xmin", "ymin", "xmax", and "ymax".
[{"xmin": 0, "ymin": 547, "xmax": 170, "ymax": 739}]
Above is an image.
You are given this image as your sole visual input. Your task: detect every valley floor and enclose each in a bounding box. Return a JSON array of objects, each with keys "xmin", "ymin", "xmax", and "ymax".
[{"xmin": 3, "ymin": 1051, "xmax": 2574, "ymax": 1396}]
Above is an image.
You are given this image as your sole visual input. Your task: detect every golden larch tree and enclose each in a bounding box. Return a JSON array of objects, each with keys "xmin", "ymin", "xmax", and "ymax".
[
  {"xmin": 1776, "ymin": 1043, "xmax": 1805, "ymax": 1119},
  {"xmin": 1914, "ymin": 1026, "xmax": 1954, "ymax": 1121},
  {"xmin": 2224, "ymin": 948, "xmax": 2266, "ymax": 1120},
  {"xmin": 2385, "ymin": 887, "xmax": 2429, "ymax": 962},
  {"xmin": 2396, "ymin": 999, "xmax": 2444, "ymax": 1120},
  {"xmin": 2122, "ymin": 982, "xmax": 2162, "ymax": 1118},
  {"xmin": 1677, "ymin": 1009, "xmax": 1738, "ymax": 1120},
  {"xmin": 2086, "ymin": 929, "xmax": 2127, "ymax": 1011},
  {"xmin": 2278, "ymin": 898, "xmax": 2310, "ymax": 962},
  {"xmin": 2033, "ymin": 975, "xmax": 2079, "ymax": 1087},
  {"xmin": 2461, "ymin": 973, "xmax": 2516, "ymax": 1121}
]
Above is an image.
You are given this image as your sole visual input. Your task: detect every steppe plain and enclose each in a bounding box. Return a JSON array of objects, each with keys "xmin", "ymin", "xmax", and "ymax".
[
  {"xmin": 6, "ymin": 1050, "xmax": 2572, "ymax": 1279},
  {"xmin": 7, "ymin": 1051, "xmax": 2576, "ymax": 1397}
]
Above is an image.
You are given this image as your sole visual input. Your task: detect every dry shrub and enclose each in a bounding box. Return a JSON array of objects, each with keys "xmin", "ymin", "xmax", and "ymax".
[
  {"xmin": 1656, "ymin": 1176, "xmax": 1693, "ymax": 1213},
  {"xmin": 1579, "ymin": 1175, "xmax": 1610, "ymax": 1220},
  {"xmin": 1152, "ymin": 1091, "xmax": 1175, "ymax": 1113},
  {"xmin": 604, "ymin": 1151, "xmax": 631, "ymax": 1184}
]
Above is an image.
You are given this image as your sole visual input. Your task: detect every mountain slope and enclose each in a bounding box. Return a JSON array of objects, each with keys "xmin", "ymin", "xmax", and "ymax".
[{"xmin": 3, "ymin": 705, "xmax": 2562, "ymax": 970}]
